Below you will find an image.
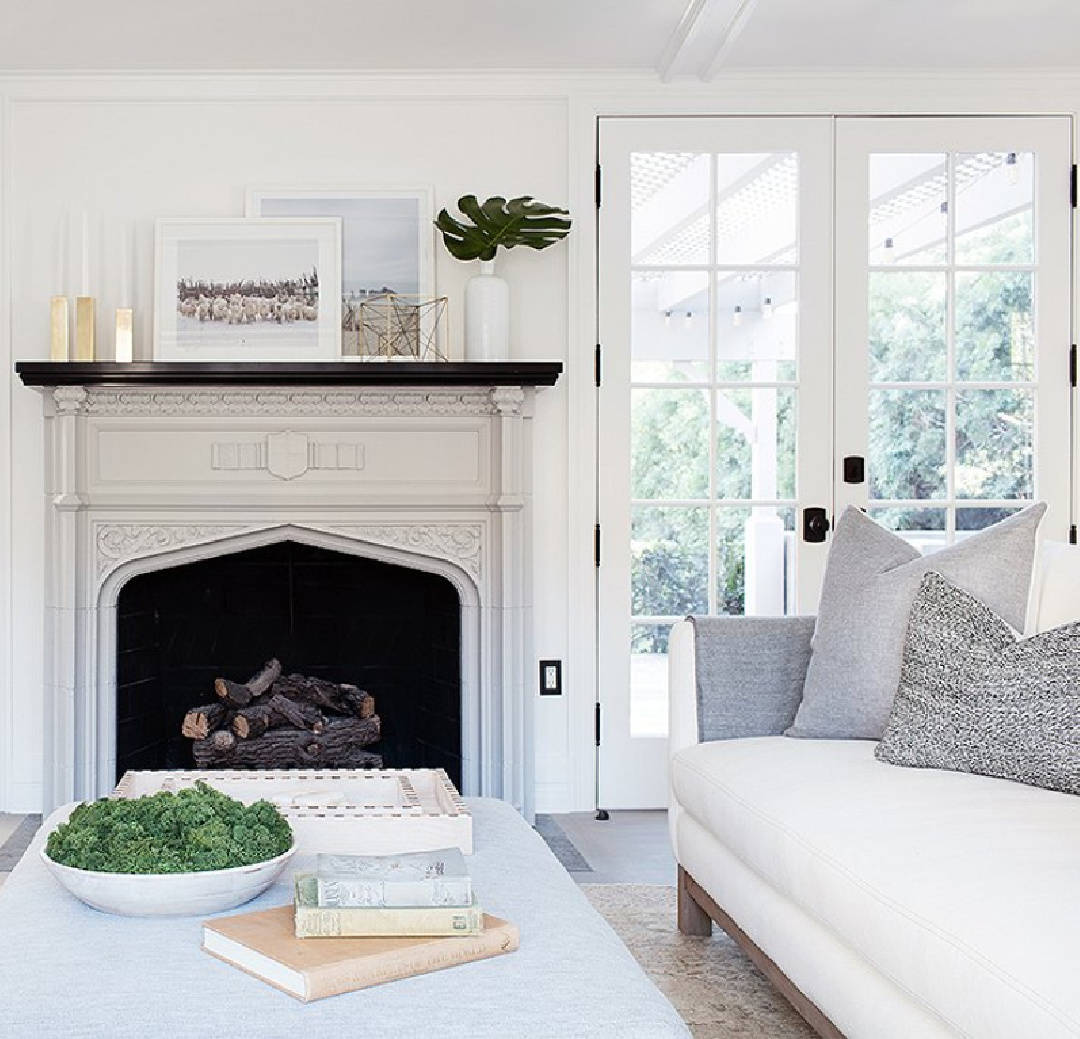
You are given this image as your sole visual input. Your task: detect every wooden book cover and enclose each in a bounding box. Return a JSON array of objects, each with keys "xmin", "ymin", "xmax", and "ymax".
[{"xmin": 203, "ymin": 904, "xmax": 519, "ymax": 1002}]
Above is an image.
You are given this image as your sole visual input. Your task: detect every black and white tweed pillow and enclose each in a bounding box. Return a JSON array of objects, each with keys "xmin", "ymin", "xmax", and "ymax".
[{"xmin": 876, "ymin": 570, "xmax": 1080, "ymax": 794}]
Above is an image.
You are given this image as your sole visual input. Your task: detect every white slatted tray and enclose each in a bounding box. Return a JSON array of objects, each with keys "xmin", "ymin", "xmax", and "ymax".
[{"xmin": 111, "ymin": 768, "xmax": 473, "ymax": 855}]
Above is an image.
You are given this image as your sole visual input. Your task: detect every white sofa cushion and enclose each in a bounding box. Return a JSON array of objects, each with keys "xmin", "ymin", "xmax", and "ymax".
[
  {"xmin": 1032, "ymin": 540, "xmax": 1080, "ymax": 633},
  {"xmin": 671, "ymin": 737, "xmax": 1080, "ymax": 1039}
]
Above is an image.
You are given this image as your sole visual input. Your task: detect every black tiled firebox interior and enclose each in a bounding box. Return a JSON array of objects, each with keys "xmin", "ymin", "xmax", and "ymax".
[{"xmin": 115, "ymin": 541, "xmax": 462, "ymax": 787}]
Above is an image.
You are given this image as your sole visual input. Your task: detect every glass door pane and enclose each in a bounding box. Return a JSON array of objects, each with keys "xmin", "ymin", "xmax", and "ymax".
[
  {"xmin": 837, "ymin": 118, "xmax": 1071, "ymax": 552},
  {"xmin": 629, "ymin": 151, "xmax": 803, "ymax": 736},
  {"xmin": 867, "ymin": 151, "xmax": 1036, "ymax": 547}
]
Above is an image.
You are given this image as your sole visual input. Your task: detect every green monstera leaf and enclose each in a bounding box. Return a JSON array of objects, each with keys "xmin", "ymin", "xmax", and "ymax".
[{"xmin": 435, "ymin": 195, "xmax": 571, "ymax": 262}]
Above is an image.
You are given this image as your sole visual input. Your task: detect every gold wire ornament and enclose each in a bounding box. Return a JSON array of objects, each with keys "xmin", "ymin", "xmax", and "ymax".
[{"xmin": 347, "ymin": 294, "xmax": 448, "ymax": 361}]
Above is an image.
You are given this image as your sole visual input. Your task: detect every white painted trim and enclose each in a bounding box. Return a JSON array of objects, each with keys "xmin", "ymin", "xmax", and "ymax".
[
  {"xmin": 0, "ymin": 69, "xmax": 1080, "ymax": 108},
  {"xmin": 0, "ymin": 92, "xmax": 11, "ymax": 813},
  {"xmin": 566, "ymin": 95, "xmax": 601, "ymax": 813}
]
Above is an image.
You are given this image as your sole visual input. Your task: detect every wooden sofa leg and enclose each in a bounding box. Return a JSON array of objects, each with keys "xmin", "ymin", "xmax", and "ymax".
[
  {"xmin": 676, "ymin": 866, "xmax": 846, "ymax": 1039},
  {"xmin": 677, "ymin": 865, "xmax": 713, "ymax": 936}
]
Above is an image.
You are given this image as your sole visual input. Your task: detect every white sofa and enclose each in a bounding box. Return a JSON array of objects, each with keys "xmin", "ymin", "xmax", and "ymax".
[{"xmin": 668, "ymin": 545, "xmax": 1080, "ymax": 1039}]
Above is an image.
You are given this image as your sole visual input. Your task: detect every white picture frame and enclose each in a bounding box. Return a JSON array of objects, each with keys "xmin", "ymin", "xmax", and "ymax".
[
  {"xmin": 154, "ymin": 217, "xmax": 342, "ymax": 362},
  {"xmin": 245, "ymin": 188, "xmax": 435, "ymax": 357}
]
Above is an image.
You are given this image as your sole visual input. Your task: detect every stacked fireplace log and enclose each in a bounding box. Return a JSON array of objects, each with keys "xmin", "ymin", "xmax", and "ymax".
[{"xmin": 181, "ymin": 658, "xmax": 383, "ymax": 769}]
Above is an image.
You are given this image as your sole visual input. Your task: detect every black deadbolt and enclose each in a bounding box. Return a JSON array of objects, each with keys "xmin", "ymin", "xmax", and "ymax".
[{"xmin": 843, "ymin": 456, "xmax": 866, "ymax": 484}]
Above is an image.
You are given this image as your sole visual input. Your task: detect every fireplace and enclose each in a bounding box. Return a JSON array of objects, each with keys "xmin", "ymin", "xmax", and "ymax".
[
  {"xmin": 18, "ymin": 361, "xmax": 561, "ymax": 816},
  {"xmin": 116, "ymin": 541, "xmax": 462, "ymax": 786}
]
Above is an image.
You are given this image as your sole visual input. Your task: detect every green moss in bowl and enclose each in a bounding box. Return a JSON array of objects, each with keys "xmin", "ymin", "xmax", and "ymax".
[{"xmin": 45, "ymin": 781, "xmax": 293, "ymax": 874}]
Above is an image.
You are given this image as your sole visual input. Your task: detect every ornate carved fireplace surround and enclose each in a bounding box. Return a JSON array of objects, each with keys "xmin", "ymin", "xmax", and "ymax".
[{"xmin": 17, "ymin": 361, "xmax": 561, "ymax": 815}]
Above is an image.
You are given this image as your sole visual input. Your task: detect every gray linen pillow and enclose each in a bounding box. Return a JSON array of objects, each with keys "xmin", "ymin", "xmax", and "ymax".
[
  {"xmin": 876, "ymin": 571, "xmax": 1080, "ymax": 795},
  {"xmin": 786, "ymin": 503, "xmax": 1045, "ymax": 739}
]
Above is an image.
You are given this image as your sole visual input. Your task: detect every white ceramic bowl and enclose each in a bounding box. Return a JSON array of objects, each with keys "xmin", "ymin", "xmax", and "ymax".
[{"xmin": 41, "ymin": 843, "xmax": 296, "ymax": 917}]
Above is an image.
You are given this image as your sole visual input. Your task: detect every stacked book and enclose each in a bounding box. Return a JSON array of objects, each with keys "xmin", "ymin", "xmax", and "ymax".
[
  {"xmin": 203, "ymin": 848, "xmax": 519, "ymax": 1001},
  {"xmin": 295, "ymin": 848, "xmax": 482, "ymax": 937}
]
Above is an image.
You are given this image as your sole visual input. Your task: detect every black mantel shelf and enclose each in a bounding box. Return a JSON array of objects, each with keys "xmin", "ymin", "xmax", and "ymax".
[{"xmin": 15, "ymin": 360, "xmax": 563, "ymax": 388}]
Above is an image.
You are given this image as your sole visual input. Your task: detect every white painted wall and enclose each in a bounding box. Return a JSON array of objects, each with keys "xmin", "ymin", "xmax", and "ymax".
[{"xmin": 1, "ymin": 71, "xmax": 1077, "ymax": 814}]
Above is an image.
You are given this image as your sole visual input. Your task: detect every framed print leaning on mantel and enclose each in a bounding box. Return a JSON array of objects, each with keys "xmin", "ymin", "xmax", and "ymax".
[
  {"xmin": 246, "ymin": 188, "xmax": 434, "ymax": 357},
  {"xmin": 154, "ymin": 217, "xmax": 342, "ymax": 361}
]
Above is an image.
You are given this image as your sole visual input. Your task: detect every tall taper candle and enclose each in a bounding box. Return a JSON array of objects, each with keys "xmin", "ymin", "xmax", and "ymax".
[
  {"xmin": 118, "ymin": 221, "xmax": 130, "ymax": 310},
  {"xmin": 56, "ymin": 211, "xmax": 68, "ymax": 297},
  {"xmin": 80, "ymin": 210, "xmax": 90, "ymax": 297}
]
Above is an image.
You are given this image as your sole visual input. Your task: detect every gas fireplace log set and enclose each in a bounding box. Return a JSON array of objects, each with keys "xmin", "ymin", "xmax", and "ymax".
[{"xmin": 181, "ymin": 658, "xmax": 383, "ymax": 769}]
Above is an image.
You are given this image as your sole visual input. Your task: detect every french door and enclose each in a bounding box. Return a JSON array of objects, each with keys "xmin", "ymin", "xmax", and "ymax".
[
  {"xmin": 597, "ymin": 115, "xmax": 1073, "ymax": 810},
  {"xmin": 596, "ymin": 117, "xmax": 835, "ymax": 809}
]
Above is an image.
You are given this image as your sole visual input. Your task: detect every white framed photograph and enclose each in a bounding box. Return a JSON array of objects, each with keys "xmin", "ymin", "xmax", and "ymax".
[
  {"xmin": 246, "ymin": 188, "xmax": 434, "ymax": 356},
  {"xmin": 154, "ymin": 217, "xmax": 342, "ymax": 361}
]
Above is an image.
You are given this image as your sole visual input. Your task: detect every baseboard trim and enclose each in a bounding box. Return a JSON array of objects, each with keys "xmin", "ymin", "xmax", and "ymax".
[{"xmin": 678, "ymin": 865, "xmax": 846, "ymax": 1039}]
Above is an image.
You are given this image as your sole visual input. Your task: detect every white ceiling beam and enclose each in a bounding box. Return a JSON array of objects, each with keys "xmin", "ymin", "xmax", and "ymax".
[
  {"xmin": 656, "ymin": 0, "xmax": 715, "ymax": 82},
  {"xmin": 701, "ymin": 0, "xmax": 761, "ymax": 80}
]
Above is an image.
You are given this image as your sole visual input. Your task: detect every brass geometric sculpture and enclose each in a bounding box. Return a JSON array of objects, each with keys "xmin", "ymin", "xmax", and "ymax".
[{"xmin": 349, "ymin": 294, "xmax": 448, "ymax": 361}]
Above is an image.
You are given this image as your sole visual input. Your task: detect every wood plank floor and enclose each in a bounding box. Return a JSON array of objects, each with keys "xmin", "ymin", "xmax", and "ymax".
[{"xmin": 548, "ymin": 810, "xmax": 675, "ymax": 885}]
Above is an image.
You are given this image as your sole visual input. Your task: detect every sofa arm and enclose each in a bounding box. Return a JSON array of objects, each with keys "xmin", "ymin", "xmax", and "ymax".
[{"xmin": 669, "ymin": 615, "xmax": 816, "ymax": 755}]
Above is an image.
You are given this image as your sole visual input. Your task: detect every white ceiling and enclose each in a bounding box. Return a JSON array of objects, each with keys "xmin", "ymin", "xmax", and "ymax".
[{"xmin": 1, "ymin": 0, "xmax": 1078, "ymax": 75}]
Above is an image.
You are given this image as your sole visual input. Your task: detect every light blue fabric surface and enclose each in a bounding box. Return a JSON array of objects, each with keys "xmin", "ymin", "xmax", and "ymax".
[
  {"xmin": 0, "ymin": 798, "xmax": 690, "ymax": 1039},
  {"xmin": 690, "ymin": 614, "xmax": 816, "ymax": 742}
]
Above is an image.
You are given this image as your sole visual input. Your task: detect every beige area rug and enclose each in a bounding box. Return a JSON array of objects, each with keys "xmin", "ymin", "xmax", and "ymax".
[{"xmin": 582, "ymin": 884, "xmax": 816, "ymax": 1039}]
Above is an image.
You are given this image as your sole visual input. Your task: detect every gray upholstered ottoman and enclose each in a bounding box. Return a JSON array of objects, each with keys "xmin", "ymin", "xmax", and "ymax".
[{"xmin": 0, "ymin": 797, "xmax": 691, "ymax": 1039}]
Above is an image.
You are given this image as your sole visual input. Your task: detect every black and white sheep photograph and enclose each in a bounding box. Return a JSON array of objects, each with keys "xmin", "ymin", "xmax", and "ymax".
[
  {"xmin": 173, "ymin": 237, "xmax": 321, "ymax": 347},
  {"xmin": 154, "ymin": 217, "xmax": 341, "ymax": 360}
]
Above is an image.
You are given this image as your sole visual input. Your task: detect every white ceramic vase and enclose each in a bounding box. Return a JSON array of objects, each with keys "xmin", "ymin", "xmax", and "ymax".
[{"xmin": 464, "ymin": 258, "xmax": 509, "ymax": 361}]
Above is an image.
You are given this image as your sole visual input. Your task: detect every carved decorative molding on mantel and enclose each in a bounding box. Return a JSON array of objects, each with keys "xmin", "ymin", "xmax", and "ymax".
[
  {"xmin": 491, "ymin": 387, "xmax": 526, "ymax": 415},
  {"xmin": 94, "ymin": 521, "xmax": 485, "ymax": 584},
  {"xmin": 64, "ymin": 388, "xmax": 513, "ymax": 418},
  {"xmin": 324, "ymin": 523, "xmax": 484, "ymax": 583},
  {"xmin": 96, "ymin": 523, "xmax": 254, "ymax": 577},
  {"xmin": 53, "ymin": 386, "xmax": 88, "ymax": 414}
]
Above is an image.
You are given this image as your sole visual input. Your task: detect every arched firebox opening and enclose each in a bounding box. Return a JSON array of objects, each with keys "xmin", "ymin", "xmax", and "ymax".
[{"xmin": 115, "ymin": 540, "xmax": 462, "ymax": 787}]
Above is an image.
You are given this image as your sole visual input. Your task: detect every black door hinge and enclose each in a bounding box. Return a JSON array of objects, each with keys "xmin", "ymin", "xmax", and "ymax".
[
  {"xmin": 1071, "ymin": 165, "xmax": 1078, "ymax": 208},
  {"xmin": 1070, "ymin": 525, "xmax": 1077, "ymax": 545},
  {"xmin": 594, "ymin": 343, "xmax": 602, "ymax": 387},
  {"xmin": 594, "ymin": 523, "xmax": 601, "ymax": 567},
  {"xmin": 594, "ymin": 702, "xmax": 602, "ymax": 746},
  {"xmin": 595, "ymin": 164, "xmax": 602, "ymax": 209},
  {"xmin": 1070, "ymin": 344, "xmax": 1077, "ymax": 388}
]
